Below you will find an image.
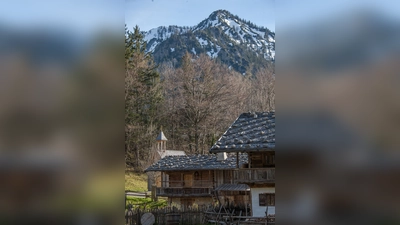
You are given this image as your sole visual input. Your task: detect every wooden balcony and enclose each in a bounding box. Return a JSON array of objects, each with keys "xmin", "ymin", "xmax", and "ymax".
[
  {"xmin": 156, "ymin": 187, "xmax": 213, "ymax": 197},
  {"xmin": 234, "ymin": 168, "xmax": 275, "ymax": 184},
  {"xmin": 157, "ymin": 179, "xmax": 213, "ymax": 197},
  {"xmin": 161, "ymin": 180, "xmax": 213, "ymax": 188}
]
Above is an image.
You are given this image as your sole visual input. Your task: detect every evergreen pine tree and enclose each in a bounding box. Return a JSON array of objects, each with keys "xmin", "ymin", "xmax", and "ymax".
[{"xmin": 125, "ymin": 25, "xmax": 163, "ymax": 170}]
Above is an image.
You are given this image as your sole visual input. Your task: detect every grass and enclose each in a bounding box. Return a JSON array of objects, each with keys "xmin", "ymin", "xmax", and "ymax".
[
  {"xmin": 125, "ymin": 171, "xmax": 148, "ymax": 192},
  {"xmin": 125, "ymin": 171, "xmax": 168, "ymax": 209}
]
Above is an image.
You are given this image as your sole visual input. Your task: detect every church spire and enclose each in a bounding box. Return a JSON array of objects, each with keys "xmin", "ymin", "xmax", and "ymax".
[{"xmin": 156, "ymin": 130, "xmax": 167, "ymax": 151}]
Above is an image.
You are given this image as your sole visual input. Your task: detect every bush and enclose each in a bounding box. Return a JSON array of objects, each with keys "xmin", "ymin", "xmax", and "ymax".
[{"xmin": 125, "ymin": 197, "xmax": 167, "ymax": 210}]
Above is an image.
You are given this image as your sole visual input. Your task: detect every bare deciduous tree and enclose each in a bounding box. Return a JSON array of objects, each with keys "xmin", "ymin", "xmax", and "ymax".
[
  {"xmin": 160, "ymin": 53, "xmax": 246, "ymax": 154},
  {"xmin": 247, "ymin": 68, "xmax": 275, "ymax": 112}
]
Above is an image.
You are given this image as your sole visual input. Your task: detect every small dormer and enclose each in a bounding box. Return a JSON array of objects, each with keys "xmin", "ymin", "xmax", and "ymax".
[{"xmin": 156, "ymin": 131, "xmax": 168, "ymax": 152}]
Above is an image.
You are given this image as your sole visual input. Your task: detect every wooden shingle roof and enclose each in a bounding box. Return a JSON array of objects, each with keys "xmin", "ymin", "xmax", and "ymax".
[
  {"xmin": 158, "ymin": 150, "xmax": 186, "ymax": 158},
  {"xmin": 144, "ymin": 153, "xmax": 248, "ymax": 172},
  {"xmin": 210, "ymin": 111, "xmax": 275, "ymax": 153},
  {"xmin": 215, "ymin": 183, "xmax": 250, "ymax": 191}
]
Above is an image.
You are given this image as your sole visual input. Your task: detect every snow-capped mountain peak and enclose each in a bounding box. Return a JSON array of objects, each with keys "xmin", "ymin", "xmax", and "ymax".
[
  {"xmin": 141, "ymin": 10, "xmax": 275, "ymax": 75},
  {"xmin": 194, "ymin": 10, "xmax": 244, "ymax": 30}
]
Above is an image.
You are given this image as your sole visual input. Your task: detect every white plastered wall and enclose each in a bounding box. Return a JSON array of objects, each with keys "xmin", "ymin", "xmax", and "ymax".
[{"xmin": 251, "ymin": 187, "xmax": 275, "ymax": 217}]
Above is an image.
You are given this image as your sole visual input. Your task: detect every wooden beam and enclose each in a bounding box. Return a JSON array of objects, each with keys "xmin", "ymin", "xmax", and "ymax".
[
  {"xmin": 236, "ymin": 152, "xmax": 239, "ymax": 168},
  {"xmin": 209, "ymin": 170, "xmax": 212, "ymax": 188},
  {"xmin": 161, "ymin": 171, "xmax": 164, "ymax": 188}
]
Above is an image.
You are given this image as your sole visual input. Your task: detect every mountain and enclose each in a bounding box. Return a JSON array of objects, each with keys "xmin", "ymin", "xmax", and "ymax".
[{"xmin": 143, "ymin": 10, "xmax": 275, "ymax": 75}]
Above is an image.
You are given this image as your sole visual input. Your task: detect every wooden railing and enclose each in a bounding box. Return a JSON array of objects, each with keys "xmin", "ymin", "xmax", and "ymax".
[
  {"xmin": 234, "ymin": 168, "xmax": 275, "ymax": 183},
  {"xmin": 161, "ymin": 180, "xmax": 213, "ymax": 188},
  {"xmin": 156, "ymin": 187, "xmax": 213, "ymax": 197}
]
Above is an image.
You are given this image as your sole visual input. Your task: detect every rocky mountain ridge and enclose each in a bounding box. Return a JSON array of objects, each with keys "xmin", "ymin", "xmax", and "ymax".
[{"xmin": 143, "ymin": 10, "xmax": 275, "ymax": 75}]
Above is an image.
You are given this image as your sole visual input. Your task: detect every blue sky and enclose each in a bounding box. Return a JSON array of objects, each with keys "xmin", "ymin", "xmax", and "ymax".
[
  {"xmin": 0, "ymin": 0, "xmax": 123, "ymax": 36},
  {"xmin": 125, "ymin": 0, "xmax": 275, "ymax": 32},
  {"xmin": 1, "ymin": 0, "xmax": 399, "ymax": 36},
  {"xmin": 276, "ymin": 0, "xmax": 400, "ymax": 29}
]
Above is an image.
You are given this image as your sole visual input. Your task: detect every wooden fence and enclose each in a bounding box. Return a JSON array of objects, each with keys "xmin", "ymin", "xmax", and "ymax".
[
  {"xmin": 125, "ymin": 205, "xmax": 275, "ymax": 225},
  {"xmin": 124, "ymin": 193, "xmax": 275, "ymax": 225},
  {"xmin": 125, "ymin": 205, "xmax": 208, "ymax": 225}
]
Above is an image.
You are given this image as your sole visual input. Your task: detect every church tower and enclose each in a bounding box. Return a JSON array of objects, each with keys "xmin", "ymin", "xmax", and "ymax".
[{"xmin": 156, "ymin": 130, "xmax": 167, "ymax": 152}]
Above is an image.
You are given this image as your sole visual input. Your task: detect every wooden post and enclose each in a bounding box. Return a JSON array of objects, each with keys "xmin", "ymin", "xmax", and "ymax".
[
  {"xmin": 245, "ymin": 190, "xmax": 248, "ymax": 216},
  {"xmin": 152, "ymin": 185, "xmax": 157, "ymax": 201},
  {"xmin": 236, "ymin": 152, "xmax": 239, "ymax": 168},
  {"xmin": 161, "ymin": 171, "xmax": 164, "ymax": 188},
  {"xmin": 209, "ymin": 170, "xmax": 211, "ymax": 188}
]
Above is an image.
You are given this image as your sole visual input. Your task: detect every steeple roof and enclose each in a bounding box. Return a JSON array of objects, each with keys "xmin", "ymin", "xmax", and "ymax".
[{"xmin": 156, "ymin": 131, "xmax": 168, "ymax": 141}]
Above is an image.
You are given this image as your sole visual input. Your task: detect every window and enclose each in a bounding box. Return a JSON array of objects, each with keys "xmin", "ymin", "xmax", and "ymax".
[
  {"xmin": 194, "ymin": 171, "xmax": 200, "ymax": 180},
  {"xmin": 264, "ymin": 153, "xmax": 275, "ymax": 167},
  {"xmin": 267, "ymin": 154, "xmax": 275, "ymax": 165},
  {"xmin": 259, "ymin": 193, "xmax": 275, "ymax": 206}
]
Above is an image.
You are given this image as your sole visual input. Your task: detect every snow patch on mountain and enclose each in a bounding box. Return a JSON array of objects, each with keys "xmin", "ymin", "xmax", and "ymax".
[
  {"xmin": 196, "ymin": 37, "xmax": 208, "ymax": 46},
  {"xmin": 268, "ymin": 35, "xmax": 275, "ymax": 42},
  {"xmin": 143, "ymin": 25, "xmax": 191, "ymax": 53},
  {"xmin": 207, "ymin": 44, "xmax": 221, "ymax": 58},
  {"xmin": 148, "ymin": 41, "xmax": 159, "ymax": 52},
  {"xmin": 142, "ymin": 10, "xmax": 275, "ymax": 62}
]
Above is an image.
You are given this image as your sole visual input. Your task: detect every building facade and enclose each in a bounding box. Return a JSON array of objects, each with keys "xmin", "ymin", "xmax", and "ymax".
[
  {"xmin": 145, "ymin": 153, "xmax": 250, "ymax": 209},
  {"xmin": 210, "ymin": 111, "xmax": 275, "ymax": 217}
]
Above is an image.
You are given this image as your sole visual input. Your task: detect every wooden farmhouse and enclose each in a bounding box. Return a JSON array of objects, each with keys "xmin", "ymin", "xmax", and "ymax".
[
  {"xmin": 145, "ymin": 153, "xmax": 250, "ymax": 209},
  {"xmin": 210, "ymin": 111, "xmax": 275, "ymax": 218}
]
